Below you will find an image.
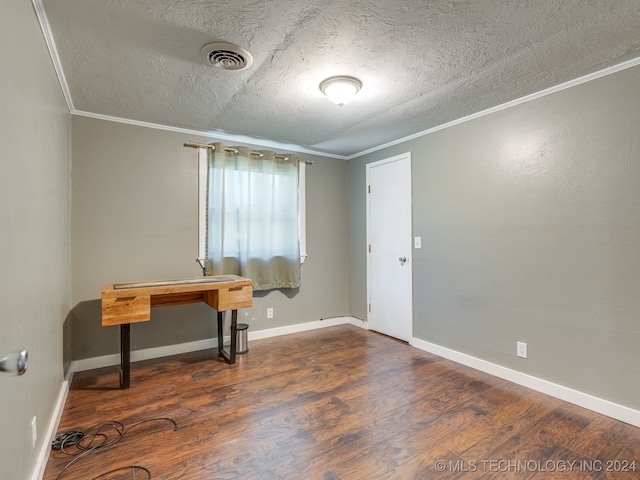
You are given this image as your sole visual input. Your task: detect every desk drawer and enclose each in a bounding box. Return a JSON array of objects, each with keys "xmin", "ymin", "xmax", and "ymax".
[
  {"xmin": 102, "ymin": 295, "xmax": 151, "ymax": 326},
  {"xmin": 208, "ymin": 285, "xmax": 253, "ymax": 311}
]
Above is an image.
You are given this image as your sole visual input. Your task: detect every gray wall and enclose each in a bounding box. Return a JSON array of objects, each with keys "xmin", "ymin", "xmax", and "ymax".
[
  {"xmin": 349, "ymin": 65, "xmax": 640, "ymax": 410},
  {"xmin": 70, "ymin": 116, "xmax": 349, "ymax": 359},
  {"xmin": 4, "ymin": 7, "xmax": 639, "ymax": 478},
  {"xmin": 0, "ymin": 3, "xmax": 71, "ymax": 479}
]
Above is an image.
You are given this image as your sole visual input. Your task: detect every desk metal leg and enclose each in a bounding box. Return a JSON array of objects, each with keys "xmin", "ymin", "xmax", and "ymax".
[
  {"xmin": 217, "ymin": 309, "xmax": 238, "ymax": 364},
  {"xmin": 120, "ymin": 323, "xmax": 130, "ymax": 389},
  {"xmin": 217, "ymin": 311, "xmax": 223, "ymax": 354},
  {"xmin": 229, "ymin": 309, "xmax": 238, "ymax": 364}
]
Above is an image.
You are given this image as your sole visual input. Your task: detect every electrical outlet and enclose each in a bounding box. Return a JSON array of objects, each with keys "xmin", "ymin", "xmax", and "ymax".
[
  {"xmin": 31, "ymin": 416, "xmax": 37, "ymax": 448},
  {"xmin": 267, "ymin": 308, "xmax": 274, "ymax": 319},
  {"xmin": 517, "ymin": 341, "xmax": 527, "ymax": 359}
]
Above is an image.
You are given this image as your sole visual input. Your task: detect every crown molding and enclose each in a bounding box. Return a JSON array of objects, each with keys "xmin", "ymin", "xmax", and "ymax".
[
  {"xmin": 32, "ymin": 0, "xmax": 74, "ymax": 112},
  {"xmin": 349, "ymin": 55, "xmax": 640, "ymax": 159},
  {"xmin": 72, "ymin": 110, "xmax": 350, "ymax": 160}
]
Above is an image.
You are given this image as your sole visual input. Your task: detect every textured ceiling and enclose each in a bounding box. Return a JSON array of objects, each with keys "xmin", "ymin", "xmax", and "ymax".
[{"xmin": 40, "ymin": 0, "xmax": 640, "ymax": 157}]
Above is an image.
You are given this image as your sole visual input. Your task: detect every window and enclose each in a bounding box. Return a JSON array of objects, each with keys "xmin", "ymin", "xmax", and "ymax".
[{"xmin": 197, "ymin": 145, "xmax": 307, "ymax": 291}]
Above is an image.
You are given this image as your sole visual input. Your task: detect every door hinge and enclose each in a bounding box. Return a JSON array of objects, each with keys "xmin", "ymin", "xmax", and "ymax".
[
  {"xmin": 368, "ymin": 303, "xmax": 372, "ymax": 312},
  {"xmin": 368, "ymin": 244, "xmax": 371, "ymax": 253},
  {"xmin": 368, "ymin": 185, "xmax": 371, "ymax": 194}
]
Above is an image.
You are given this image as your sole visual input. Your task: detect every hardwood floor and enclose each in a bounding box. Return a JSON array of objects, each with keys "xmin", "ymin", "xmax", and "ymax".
[{"xmin": 43, "ymin": 325, "xmax": 640, "ymax": 479}]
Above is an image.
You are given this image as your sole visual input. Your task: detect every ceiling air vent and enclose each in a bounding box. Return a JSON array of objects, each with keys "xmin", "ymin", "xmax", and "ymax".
[{"xmin": 201, "ymin": 42, "xmax": 253, "ymax": 71}]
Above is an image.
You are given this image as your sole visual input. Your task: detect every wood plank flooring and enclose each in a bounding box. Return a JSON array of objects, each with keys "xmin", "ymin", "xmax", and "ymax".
[{"xmin": 43, "ymin": 325, "xmax": 640, "ymax": 479}]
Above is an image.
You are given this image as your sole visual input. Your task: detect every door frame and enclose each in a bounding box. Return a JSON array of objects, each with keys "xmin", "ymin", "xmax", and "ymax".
[{"xmin": 365, "ymin": 152, "xmax": 413, "ymax": 340}]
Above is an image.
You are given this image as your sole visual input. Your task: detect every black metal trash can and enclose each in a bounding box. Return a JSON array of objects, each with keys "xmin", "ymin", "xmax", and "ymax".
[{"xmin": 236, "ymin": 323, "xmax": 249, "ymax": 354}]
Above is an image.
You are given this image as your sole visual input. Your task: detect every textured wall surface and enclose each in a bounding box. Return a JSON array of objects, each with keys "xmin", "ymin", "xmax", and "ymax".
[
  {"xmin": 0, "ymin": 3, "xmax": 71, "ymax": 479},
  {"xmin": 71, "ymin": 116, "xmax": 349, "ymax": 359},
  {"xmin": 350, "ymin": 64, "xmax": 640, "ymax": 410}
]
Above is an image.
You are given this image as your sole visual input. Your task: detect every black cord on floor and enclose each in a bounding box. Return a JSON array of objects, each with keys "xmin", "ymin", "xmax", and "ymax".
[
  {"xmin": 51, "ymin": 417, "xmax": 178, "ymax": 480},
  {"xmin": 52, "ymin": 430, "xmax": 85, "ymax": 451},
  {"xmin": 91, "ymin": 466, "xmax": 151, "ymax": 479}
]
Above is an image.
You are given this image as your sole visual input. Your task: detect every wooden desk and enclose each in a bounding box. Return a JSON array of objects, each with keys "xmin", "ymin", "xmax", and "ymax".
[{"xmin": 101, "ymin": 275, "xmax": 253, "ymax": 388}]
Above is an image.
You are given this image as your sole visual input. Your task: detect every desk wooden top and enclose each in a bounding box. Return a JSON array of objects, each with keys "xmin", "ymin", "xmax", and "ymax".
[
  {"xmin": 101, "ymin": 274, "xmax": 252, "ymax": 297},
  {"xmin": 101, "ymin": 275, "xmax": 253, "ymax": 326}
]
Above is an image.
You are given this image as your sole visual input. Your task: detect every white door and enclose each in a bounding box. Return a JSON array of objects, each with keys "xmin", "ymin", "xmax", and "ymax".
[{"xmin": 366, "ymin": 153, "xmax": 413, "ymax": 342}]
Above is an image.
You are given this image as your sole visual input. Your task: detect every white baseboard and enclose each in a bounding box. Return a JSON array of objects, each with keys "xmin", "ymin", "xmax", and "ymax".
[
  {"xmin": 72, "ymin": 317, "xmax": 359, "ymax": 372},
  {"xmin": 30, "ymin": 370, "xmax": 74, "ymax": 480},
  {"xmin": 347, "ymin": 317, "xmax": 368, "ymax": 329},
  {"xmin": 411, "ymin": 337, "xmax": 640, "ymax": 428},
  {"xmin": 248, "ymin": 316, "xmax": 362, "ymax": 340},
  {"xmin": 72, "ymin": 337, "xmax": 219, "ymax": 372}
]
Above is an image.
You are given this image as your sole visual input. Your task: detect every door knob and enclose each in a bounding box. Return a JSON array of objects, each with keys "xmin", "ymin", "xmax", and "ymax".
[
  {"xmin": 0, "ymin": 350, "xmax": 28, "ymax": 376},
  {"xmin": 399, "ymin": 256, "xmax": 407, "ymax": 265}
]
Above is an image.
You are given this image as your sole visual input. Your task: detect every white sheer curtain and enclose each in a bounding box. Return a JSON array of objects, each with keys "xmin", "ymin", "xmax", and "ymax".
[{"xmin": 205, "ymin": 143, "xmax": 301, "ymax": 290}]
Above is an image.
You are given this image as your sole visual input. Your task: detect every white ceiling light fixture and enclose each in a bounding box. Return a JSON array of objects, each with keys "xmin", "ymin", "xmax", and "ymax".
[
  {"xmin": 319, "ymin": 76, "xmax": 362, "ymax": 107},
  {"xmin": 201, "ymin": 42, "xmax": 253, "ymax": 71}
]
